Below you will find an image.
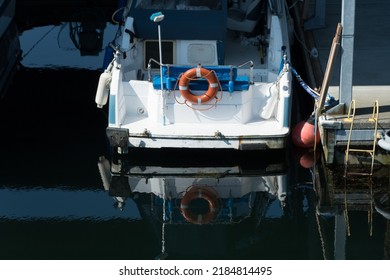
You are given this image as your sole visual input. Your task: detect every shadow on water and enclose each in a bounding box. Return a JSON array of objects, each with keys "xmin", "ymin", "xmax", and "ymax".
[
  {"xmin": 0, "ymin": 67, "xmax": 154, "ymax": 260},
  {"xmin": 0, "ymin": 66, "xmax": 389, "ymax": 260}
]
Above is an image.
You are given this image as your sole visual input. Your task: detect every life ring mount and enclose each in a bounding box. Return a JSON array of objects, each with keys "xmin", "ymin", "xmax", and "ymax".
[{"xmin": 178, "ymin": 67, "xmax": 219, "ymax": 104}]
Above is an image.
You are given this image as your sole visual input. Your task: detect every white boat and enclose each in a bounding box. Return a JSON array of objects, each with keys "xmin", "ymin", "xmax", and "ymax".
[
  {"xmin": 0, "ymin": 0, "xmax": 21, "ymax": 95},
  {"xmin": 96, "ymin": 0, "xmax": 293, "ymax": 153}
]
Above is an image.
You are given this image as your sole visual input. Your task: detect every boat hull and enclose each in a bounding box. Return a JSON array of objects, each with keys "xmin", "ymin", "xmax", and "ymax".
[
  {"xmin": 100, "ymin": 0, "xmax": 293, "ymax": 152},
  {"xmin": 107, "ymin": 126, "xmax": 287, "ymax": 150}
]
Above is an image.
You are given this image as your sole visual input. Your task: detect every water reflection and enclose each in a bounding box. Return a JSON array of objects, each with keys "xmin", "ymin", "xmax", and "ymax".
[
  {"xmin": 0, "ymin": 187, "xmax": 140, "ymax": 221},
  {"xmin": 313, "ymin": 155, "xmax": 390, "ymax": 260},
  {"xmin": 19, "ymin": 22, "xmax": 117, "ymax": 69},
  {"xmin": 98, "ymin": 150, "xmax": 289, "ymax": 259},
  {"xmin": 0, "ymin": 113, "xmax": 389, "ymax": 260}
]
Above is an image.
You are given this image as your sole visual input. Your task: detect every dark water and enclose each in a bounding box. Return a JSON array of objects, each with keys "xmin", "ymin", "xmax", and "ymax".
[{"xmin": 0, "ymin": 26, "xmax": 389, "ymax": 260}]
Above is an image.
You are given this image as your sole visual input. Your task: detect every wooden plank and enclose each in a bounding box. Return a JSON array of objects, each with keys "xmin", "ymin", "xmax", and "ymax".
[{"xmin": 316, "ymin": 23, "xmax": 343, "ymax": 114}]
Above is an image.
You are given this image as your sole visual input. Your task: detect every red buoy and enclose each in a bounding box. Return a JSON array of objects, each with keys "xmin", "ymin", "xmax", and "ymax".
[
  {"xmin": 292, "ymin": 117, "xmax": 320, "ymax": 148},
  {"xmin": 299, "ymin": 150, "xmax": 321, "ymax": 168}
]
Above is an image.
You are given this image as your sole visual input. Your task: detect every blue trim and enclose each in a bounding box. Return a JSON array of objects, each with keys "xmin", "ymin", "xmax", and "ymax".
[
  {"xmin": 163, "ymin": 65, "xmax": 237, "ymax": 79},
  {"xmin": 152, "ymin": 65, "xmax": 249, "ymax": 92},
  {"xmin": 102, "ymin": 45, "xmax": 114, "ymax": 71},
  {"xmin": 109, "ymin": 95, "xmax": 116, "ymax": 124},
  {"xmin": 283, "ymin": 97, "xmax": 289, "ymax": 127}
]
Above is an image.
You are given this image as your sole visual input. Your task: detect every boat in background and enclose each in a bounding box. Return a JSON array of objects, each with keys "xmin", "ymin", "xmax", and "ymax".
[
  {"xmin": 96, "ymin": 0, "xmax": 293, "ymax": 154},
  {"xmin": 0, "ymin": 0, "xmax": 21, "ymax": 96}
]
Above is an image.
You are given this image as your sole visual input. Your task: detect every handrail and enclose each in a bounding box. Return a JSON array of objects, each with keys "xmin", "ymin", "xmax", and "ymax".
[
  {"xmin": 147, "ymin": 58, "xmax": 164, "ymax": 82},
  {"xmin": 236, "ymin": 60, "xmax": 254, "ymax": 84}
]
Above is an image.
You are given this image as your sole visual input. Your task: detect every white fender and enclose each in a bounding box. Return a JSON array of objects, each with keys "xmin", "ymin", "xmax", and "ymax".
[
  {"xmin": 260, "ymin": 82, "xmax": 278, "ymax": 119},
  {"xmin": 378, "ymin": 130, "xmax": 390, "ymax": 151},
  {"xmin": 97, "ymin": 156, "xmax": 111, "ymax": 191},
  {"xmin": 95, "ymin": 70, "xmax": 111, "ymax": 108}
]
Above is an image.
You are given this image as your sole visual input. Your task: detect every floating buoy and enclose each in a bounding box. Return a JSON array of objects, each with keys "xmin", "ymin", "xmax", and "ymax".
[
  {"xmin": 292, "ymin": 117, "xmax": 320, "ymax": 148},
  {"xmin": 95, "ymin": 70, "xmax": 111, "ymax": 108},
  {"xmin": 299, "ymin": 150, "xmax": 320, "ymax": 168},
  {"xmin": 293, "ymin": 146, "xmax": 320, "ymax": 169}
]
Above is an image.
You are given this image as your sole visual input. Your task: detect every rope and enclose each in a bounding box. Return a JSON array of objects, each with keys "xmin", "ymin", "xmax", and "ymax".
[
  {"xmin": 314, "ymin": 104, "xmax": 318, "ymax": 152},
  {"xmin": 57, "ymin": 23, "xmax": 77, "ymax": 51},
  {"xmin": 344, "ymin": 181, "xmax": 351, "ymax": 237},
  {"xmin": 315, "ymin": 213, "xmax": 328, "ymax": 260},
  {"xmin": 22, "ymin": 25, "xmax": 57, "ymax": 59},
  {"xmin": 111, "ymin": 7, "xmax": 126, "ymax": 24},
  {"xmin": 288, "ymin": 61, "xmax": 337, "ymax": 109},
  {"xmin": 289, "ymin": 63, "xmax": 320, "ymax": 100}
]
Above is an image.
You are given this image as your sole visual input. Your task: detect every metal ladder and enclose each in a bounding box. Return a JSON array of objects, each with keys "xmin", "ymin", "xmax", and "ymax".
[
  {"xmin": 344, "ymin": 100, "xmax": 379, "ymax": 176},
  {"xmin": 343, "ymin": 176, "xmax": 374, "ymax": 237}
]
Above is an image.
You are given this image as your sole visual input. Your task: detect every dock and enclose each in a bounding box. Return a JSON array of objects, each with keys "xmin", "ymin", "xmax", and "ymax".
[{"xmin": 296, "ymin": 0, "xmax": 390, "ymax": 165}]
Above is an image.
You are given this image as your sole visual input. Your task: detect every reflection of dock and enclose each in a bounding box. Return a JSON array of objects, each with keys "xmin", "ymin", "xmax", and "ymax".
[
  {"xmin": 314, "ymin": 155, "xmax": 390, "ymax": 259},
  {"xmin": 296, "ymin": 0, "xmax": 390, "ymax": 164}
]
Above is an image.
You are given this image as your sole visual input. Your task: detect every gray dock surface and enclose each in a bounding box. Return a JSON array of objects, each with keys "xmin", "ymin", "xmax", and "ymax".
[{"xmin": 301, "ymin": 0, "xmax": 390, "ymax": 164}]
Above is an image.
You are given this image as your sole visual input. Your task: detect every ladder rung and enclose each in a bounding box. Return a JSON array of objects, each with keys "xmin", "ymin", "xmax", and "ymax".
[
  {"xmin": 348, "ymin": 149, "xmax": 374, "ymax": 153},
  {"xmin": 344, "ymin": 100, "xmax": 379, "ymax": 177},
  {"xmin": 345, "ymin": 172, "xmax": 372, "ymax": 176}
]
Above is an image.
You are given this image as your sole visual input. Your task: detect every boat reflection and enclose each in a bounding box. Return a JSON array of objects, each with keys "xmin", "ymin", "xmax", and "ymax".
[
  {"xmin": 18, "ymin": 21, "xmax": 117, "ymax": 70},
  {"xmin": 98, "ymin": 149, "xmax": 290, "ymax": 259},
  {"xmin": 1, "ymin": 139, "xmax": 388, "ymax": 259}
]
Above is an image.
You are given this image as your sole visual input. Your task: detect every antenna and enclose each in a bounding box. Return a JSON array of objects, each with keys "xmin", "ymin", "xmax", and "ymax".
[{"xmin": 150, "ymin": 12, "xmax": 166, "ymax": 124}]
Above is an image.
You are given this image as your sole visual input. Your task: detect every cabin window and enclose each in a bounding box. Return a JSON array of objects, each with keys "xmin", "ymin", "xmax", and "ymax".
[
  {"xmin": 144, "ymin": 40, "xmax": 175, "ymax": 69},
  {"xmin": 187, "ymin": 43, "xmax": 216, "ymax": 65}
]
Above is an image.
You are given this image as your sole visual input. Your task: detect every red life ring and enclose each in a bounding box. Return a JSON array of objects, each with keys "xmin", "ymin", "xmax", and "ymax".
[
  {"xmin": 178, "ymin": 67, "xmax": 219, "ymax": 104},
  {"xmin": 180, "ymin": 186, "xmax": 219, "ymax": 224}
]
